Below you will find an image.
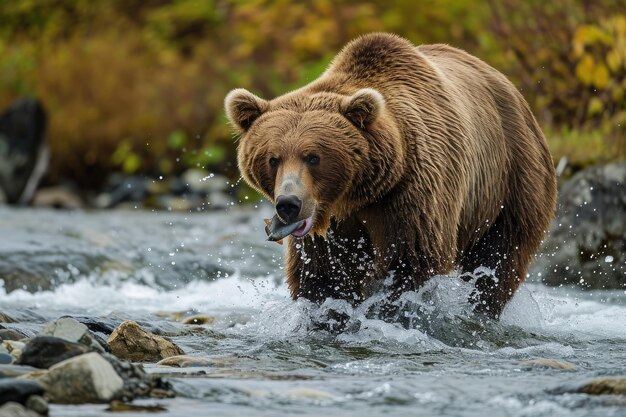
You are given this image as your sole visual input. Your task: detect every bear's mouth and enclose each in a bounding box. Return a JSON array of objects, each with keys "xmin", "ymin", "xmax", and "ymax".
[{"xmin": 264, "ymin": 214, "xmax": 314, "ymax": 242}]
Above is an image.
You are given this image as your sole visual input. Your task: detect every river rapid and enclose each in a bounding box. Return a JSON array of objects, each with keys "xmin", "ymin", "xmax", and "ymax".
[{"xmin": 1, "ymin": 206, "xmax": 625, "ymax": 417}]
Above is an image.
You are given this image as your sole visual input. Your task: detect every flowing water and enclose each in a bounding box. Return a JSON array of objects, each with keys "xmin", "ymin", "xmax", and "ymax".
[{"xmin": 1, "ymin": 206, "xmax": 625, "ymax": 417}]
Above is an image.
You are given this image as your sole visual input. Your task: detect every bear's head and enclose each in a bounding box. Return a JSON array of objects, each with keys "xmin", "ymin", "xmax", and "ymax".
[{"xmin": 225, "ymin": 87, "xmax": 404, "ymax": 239}]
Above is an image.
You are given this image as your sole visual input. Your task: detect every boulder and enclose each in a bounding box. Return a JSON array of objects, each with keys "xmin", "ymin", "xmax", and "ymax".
[
  {"xmin": 41, "ymin": 317, "xmax": 105, "ymax": 352},
  {"xmin": 17, "ymin": 336, "xmax": 89, "ymax": 369},
  {"xmin": 107, "ymin": 320, "xmax": 184, "ymax": 362},
  {"xmin": 28, "ymin": 352, "xmax": 123, "ymax": 404},
  {"xmin": 24, "ymin": 395, "xmax": 48, "ymax": 415},
  {"xmin": 534, "ymin": 163, "xmax": 626, "ymax": 289}
]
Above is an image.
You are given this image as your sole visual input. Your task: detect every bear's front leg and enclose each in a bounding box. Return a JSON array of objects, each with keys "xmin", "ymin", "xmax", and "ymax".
[{"xmin": 286, "ymin": 218, "xmax": 375, "ymax": 304}]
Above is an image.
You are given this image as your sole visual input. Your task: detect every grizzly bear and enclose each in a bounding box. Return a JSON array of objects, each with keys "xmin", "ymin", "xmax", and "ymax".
[{"xmin": 225, "ymin": 33, "xmax": 557, "ymax": 319}]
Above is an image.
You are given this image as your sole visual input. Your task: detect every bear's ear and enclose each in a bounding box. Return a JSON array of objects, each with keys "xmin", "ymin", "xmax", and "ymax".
[
  {"xmin": 341, "ymin": 88, "xmax": 385, "ymax": 129},
  {"xmin": 224, "ymin": 88, "xmax": 268, "ymax": 132}
]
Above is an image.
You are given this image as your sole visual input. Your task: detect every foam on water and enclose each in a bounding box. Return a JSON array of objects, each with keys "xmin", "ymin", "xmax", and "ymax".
[{"xmin": 3, "ymin": 267, "xmax": 624, "ymax": 350}]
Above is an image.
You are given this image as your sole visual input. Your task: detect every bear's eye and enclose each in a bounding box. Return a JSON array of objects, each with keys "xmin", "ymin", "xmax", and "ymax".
[
  {"xmin": 305, "ymin": 154, "xmax": 320, "ymax": 166},
  {"xmin": 269, "ymin": 157, "xmax": 280, "ymax": 168}
]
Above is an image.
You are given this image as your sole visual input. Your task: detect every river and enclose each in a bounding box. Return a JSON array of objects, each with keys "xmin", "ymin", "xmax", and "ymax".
[{"xmin": 1, "ymin": 207, "xmax": 625, "ymax": 416}]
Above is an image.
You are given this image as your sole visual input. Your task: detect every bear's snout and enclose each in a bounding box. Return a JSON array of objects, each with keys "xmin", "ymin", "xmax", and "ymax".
[{"xmin": 276, "ymin": 195, "xmax": 302, "ymax": 224}]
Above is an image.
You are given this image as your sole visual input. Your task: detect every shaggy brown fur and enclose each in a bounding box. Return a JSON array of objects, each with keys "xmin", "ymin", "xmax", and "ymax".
[{"xmin": 225, "ymin": 33, "xmax": 557, "ymax": 318}]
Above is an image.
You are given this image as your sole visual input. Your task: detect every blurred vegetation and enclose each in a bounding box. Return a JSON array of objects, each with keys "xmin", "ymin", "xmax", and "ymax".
[{"xmin": 0, "ymin": 0, "xmax": 624, "ymax": 188}]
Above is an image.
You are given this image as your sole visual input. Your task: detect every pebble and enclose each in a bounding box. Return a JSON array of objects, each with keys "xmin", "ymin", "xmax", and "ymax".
[
  {"xmin": 41, "ymin": 317, "xmax": 105, "ymax": 352},
  {"xmin": 0, "ymin": 402, "xmax": 40, "ymax": 417},
  {"xmin": 17, "ymin": 336, "xmax": 89, "ymax": 369},
  {"xmin": 24, "ymin": 395, "xmax": 48, "ymax": 415},
  {"xmin": 0, "ymin": 365, "xmax": 40, "ymax": 378},
  {"xmin": 0, "ymin": 379, "xmax": 44, "ymax": 404},
  {"xmin": 108, "ymin": 320, "xmax": 184, "ymax": 363},
  {"xmin": 0, "ymin": 329, "xmax": 28, "ymax": 341},
  {"xmin": 2, "ymin": 341, "xmax": 25, "ymax": 361},
  {"xmin": 27, "ymin": 352, "xmax": 123, "ymax": 404}
]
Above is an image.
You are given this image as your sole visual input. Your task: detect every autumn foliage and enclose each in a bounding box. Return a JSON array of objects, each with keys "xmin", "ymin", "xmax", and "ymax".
[{"xmin": 0, "ymin": 0, "xmax": 624, "ymax": 187}]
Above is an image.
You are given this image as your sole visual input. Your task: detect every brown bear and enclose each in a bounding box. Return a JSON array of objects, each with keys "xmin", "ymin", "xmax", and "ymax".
[{"xmin": 225, "ymin": 33, "xmax": 557, "ymax": 319}]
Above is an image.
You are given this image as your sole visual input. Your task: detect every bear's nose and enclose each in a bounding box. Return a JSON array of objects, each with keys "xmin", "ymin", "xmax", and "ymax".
[{"xmin": 276, "ymin": 195, "xmax": 302, "ymax": 224}]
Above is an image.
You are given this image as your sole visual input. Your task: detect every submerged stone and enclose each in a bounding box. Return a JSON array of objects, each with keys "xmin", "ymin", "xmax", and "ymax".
[
  {"xmin": 181, "ymin": 315, "xmax": 215, "ymax": 325},
  {"xmin": 156, "ymin": 355, "xmax": 213, "ymax": 368},
  {"xmin": 108, "ymin": 320, "xmax": 184, "ymax": 363},
  {"xmin": 519, "ymin": 358, "xmax": 576, "ymax": 370},
  {"xmin": 17, "ymin": 336, "xmax": 89, "ymax": 369},
  {"xmin": 577, "ymin": 377, "xmax": 626, "ymax": 396}
]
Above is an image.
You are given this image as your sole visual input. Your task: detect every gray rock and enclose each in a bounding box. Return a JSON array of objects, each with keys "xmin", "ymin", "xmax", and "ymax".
[
  {"xmin": 28, "ymin": 352, "xmax": 123, "ymax": 404},
  {"xmin": 107, "ymin": 320, "xmax": 184, "ymax": 363},
  {"xmin": 41, "ymin": 317, "xmax": 105, "ymax": 352},
  {"xmin": 17, "ymin": 336, "xmax": 89, "ymax": 369},
  {"xmin": 0, "ymin": 328, "xmax": 28, "ymax": 341},
  {"xmin": 0, "ymin": 402, "xmax": 40, "ymax": 417},
  {"xmin": 0, "ymin": 355, "xmax": 11, "ymax": 365},
  {"xmin": 2, "ymin": 341, "xmax": 25, "ymax": 361},
  {"xmin": 24, "ymin": 395, "xmax": 47, "ymax": 415},
  {"xmin": 534, "ymin": 163, "xmax": 626, "ymax": 289},
  {"xmin": 0, "ymin": 379, "xmax": 44, "ymax": 404},
  {"xmin": 0, "ymin": 364, "xmax": 40, "ymax": 378}
]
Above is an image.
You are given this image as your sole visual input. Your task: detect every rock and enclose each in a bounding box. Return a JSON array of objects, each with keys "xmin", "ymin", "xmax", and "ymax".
[
  {"xmin": 106, "ymin": 401, "xmax": 167, "ymax": 412},
  {"xmin": 0, "ymin": 379, "xmax": 44, "ymax": 404},
  {"xmin": 24, "ymin": 395, "xmax": 48, "ymax": 415},
  {"xmin": 28, "ymin": 352, "xmax": 123, "ymax": 404},
  {"xmin": 0, "ymin": 328, "xmax": 28, "ymax": 341},
  {"xmin": 534, "ymin": 163, "xmax": 626, "ymax": 289},
  {"xmin": 2, "ymin": 341, "xmax": 25, "ymax": 361},
  {"xmin": 577, "ymin": 377, "xmax": 626, "ymax": 395},
  {"xmin": 0, "ymin": 98, "xmax": 48, "ymax": 205},
  {"xmin": 60, "ymin": 316, "xmax": 119, "ymax": 336},
  {"xmin": 0, "ymin": 354, "xmax": 12, "ymax": 365},
  {"xmin": 17, "ymin": 336, "xmax": 89, "ymax": 369},
  {"xmin": 181, "ymin": 315, "xmax": 215, "ymax": 325},
  {"xmin": 32, "ymin": 186, "xmax": 84, "ymax": 209},
  {"xmin": 107, "ymin": 320, "xmax": 184, "ymax": 362},
  {"xmin": 156, "ymin": 355, "xmax": 213, "ymax": 368},
  {"xmin": 0, "ymin": 364, "xmax": 40, "ymax": 378},
  {"xmin": 0, "ymin": 314, "xmax": 15, "ymax": 324},
  {"xmin": 96, "ymin": 176, "xmax": 150, "ymax": 209},
  {"xmin": 552, "ymin": 376, "xmax": 626, "ymax": 396},
  {"xmin": 0, "ymin": 402, "xmax": 40, "ymax": 417},
  {"xmin": 519, "ymin": 358, "xmax": 576, "ymax": 370},
  {"xmin": 41, "ymin": 317, "xmax": 105, "ymax": 352}
]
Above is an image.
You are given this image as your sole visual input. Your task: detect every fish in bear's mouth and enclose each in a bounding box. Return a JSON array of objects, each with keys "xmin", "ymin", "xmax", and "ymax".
[{"xmin": 264, "ymin": 214, "xmax": 314, "ymax": 243}]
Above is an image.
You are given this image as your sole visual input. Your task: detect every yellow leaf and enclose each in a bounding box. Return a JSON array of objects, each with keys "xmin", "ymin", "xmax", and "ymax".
[
  {"xmin": 587, "ymin": 97, "xmax": 604, "ymax": 116},
  {"xmin": 607, "ymin": 49, "xmax": 622, "ymax": 72},
  {"xmin": 592, "ymin": 63, "xmax": 609, "ymax": 89},
  {"xmin": 575, "ymin": 54, "xmax": 594, "ymax": 85}
]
